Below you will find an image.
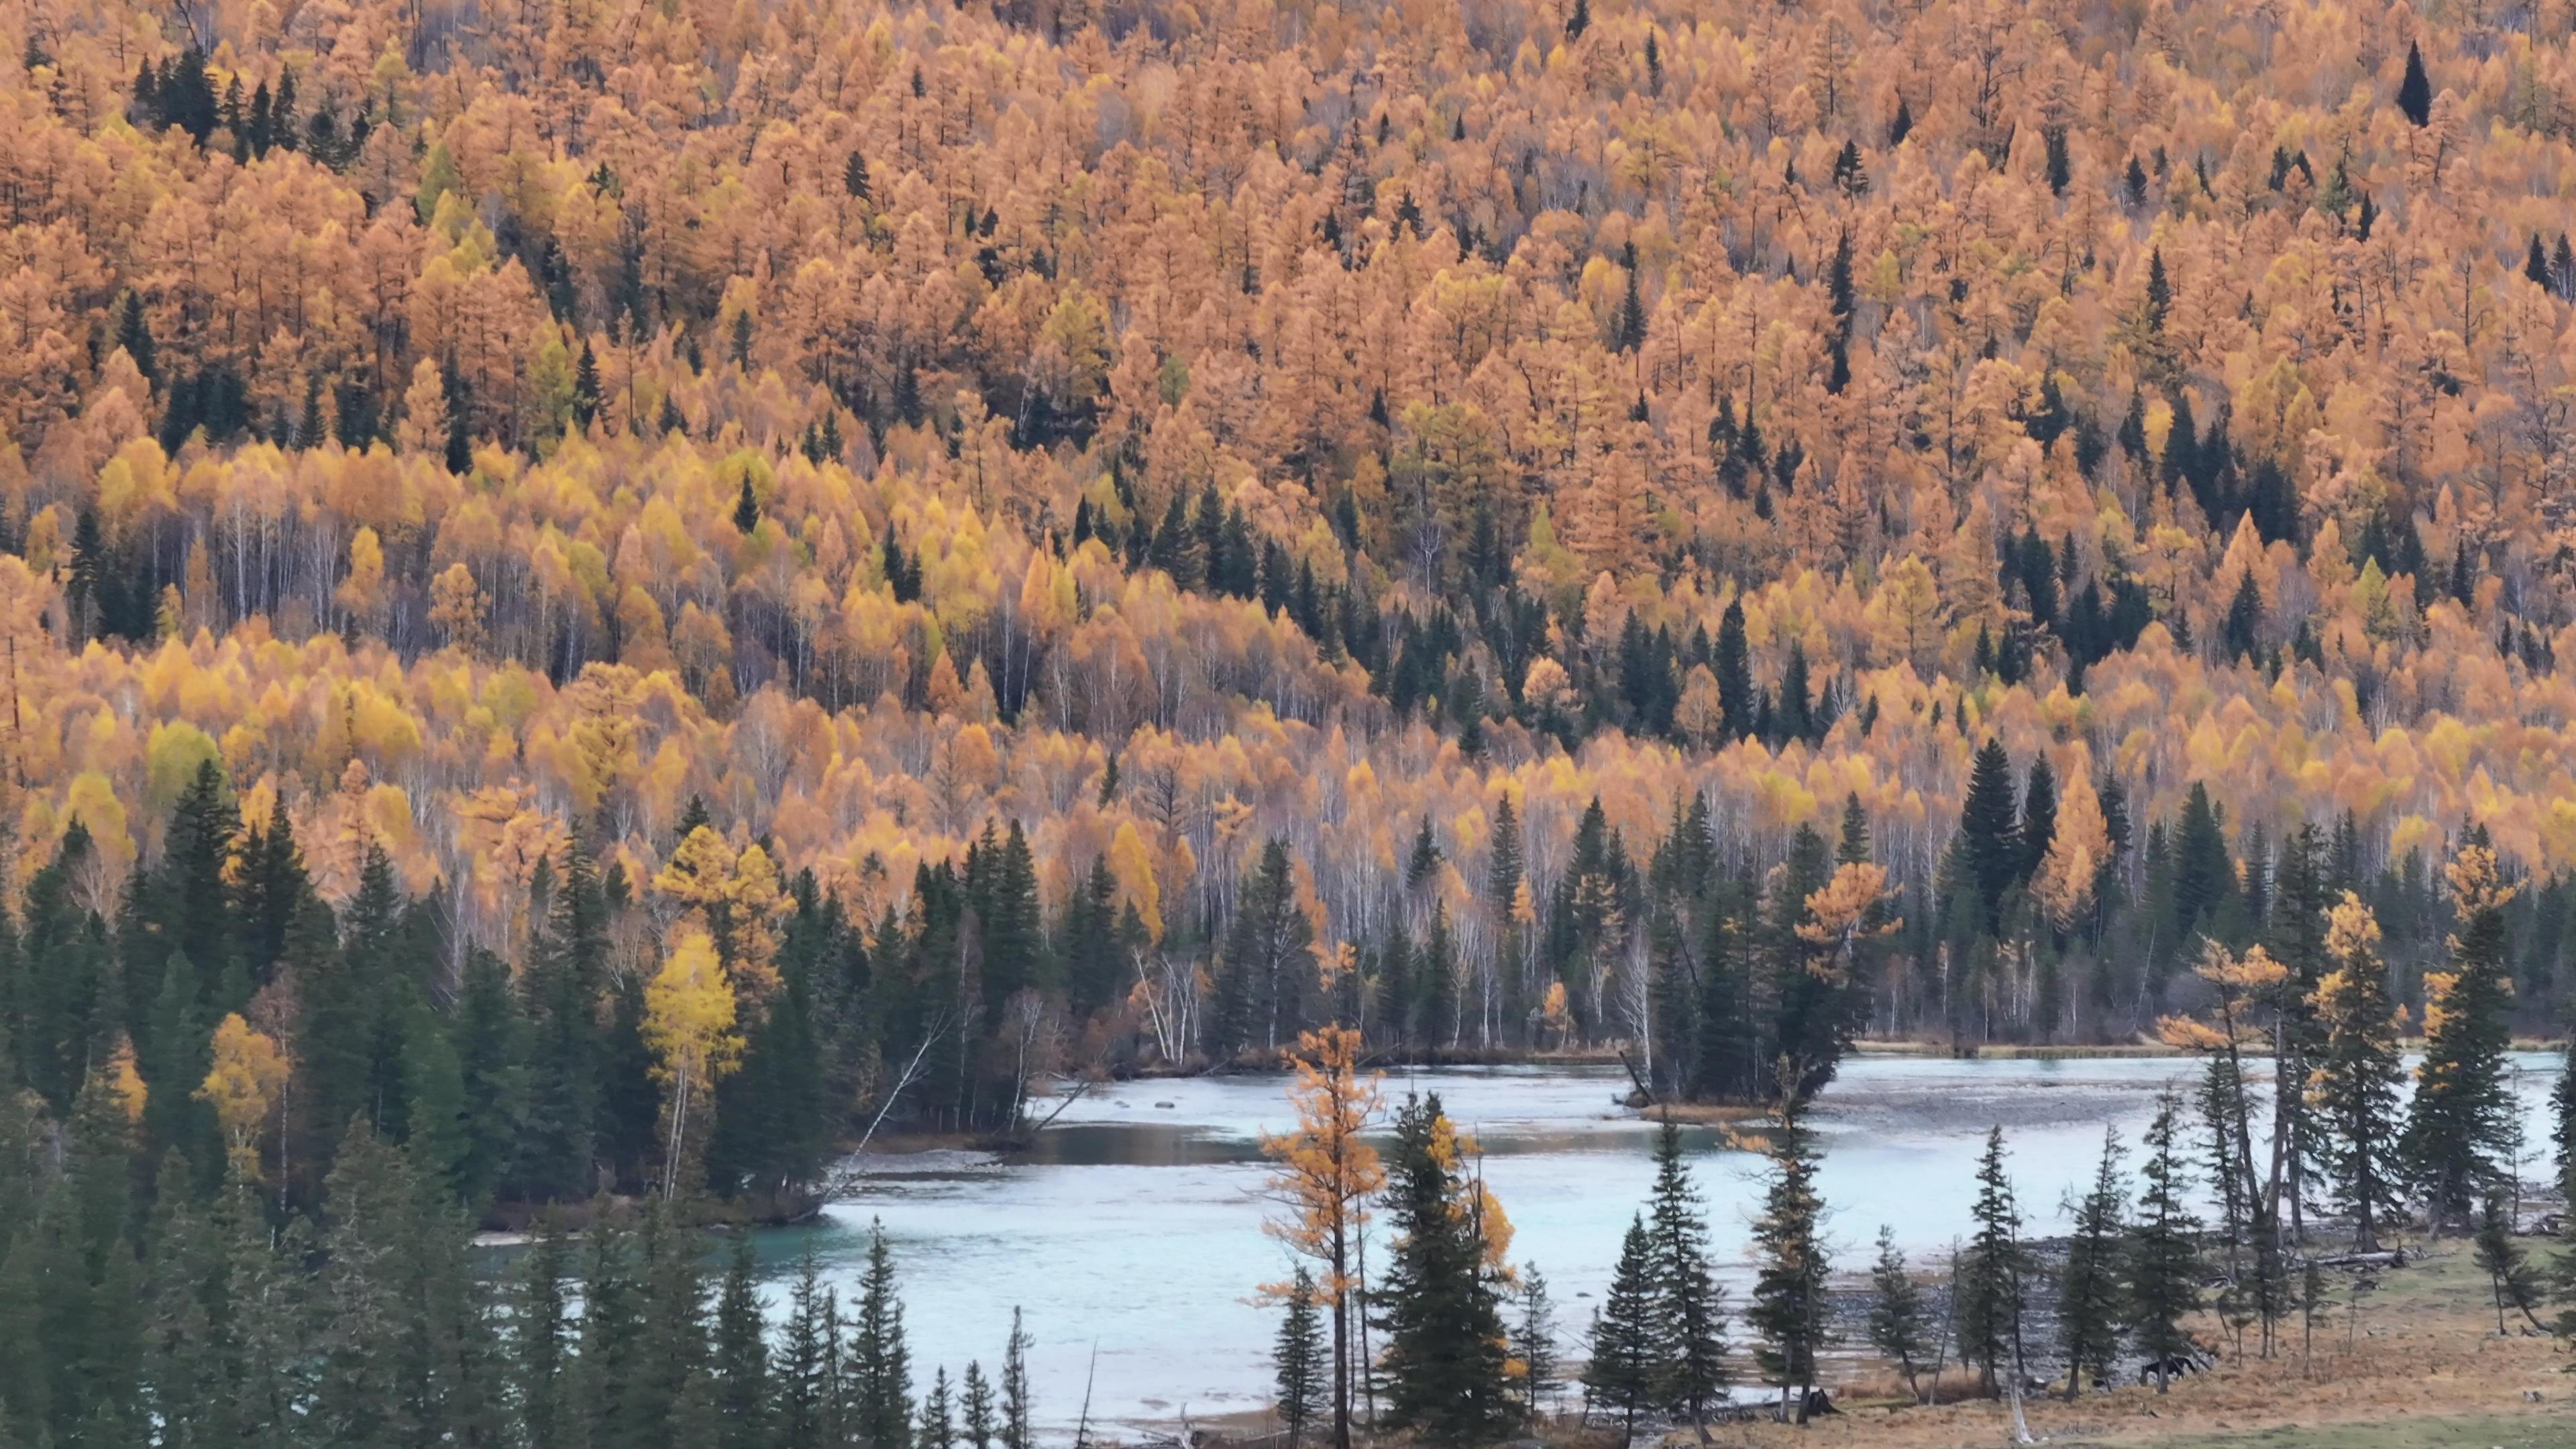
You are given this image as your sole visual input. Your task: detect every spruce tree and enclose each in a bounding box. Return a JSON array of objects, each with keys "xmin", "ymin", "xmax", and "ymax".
[
  {"xmin": 2473, "ymin": 1194, "xmax": 2545, "ymax": 1333},
  {"xmin": 515, "ymin": 1214, "xmax": 579, "ymax": 1449},
  {"xmin": 961, "ymin": 1362, "xmax": 996, "ymax": 1449},
  {"xmin": 1373, "ymin": 1093, "xmax": 1511, "ymax": 1444},
  {"xmin": 847, "ymin": 1220, "xmax": 914, "ymax": 1449},
  {"xmin": 2309, "ymin": 892, "xmax": 2406, "ymax": 1250},
  {"xmin": 998, "ymin": 1307, "xmax": 1032, "ymax": 1449},
  {"xmin": 1210, "ymin": 839, "xmax": 1315, "ymax": 1059},
  {"xmin": 918, "ymin": 1367, "xmax": 956, "ymax": 1449},
  {"xmin": 777, "ymin": 1246, "xmax": 838, "ymax": 1449},
  {"xmin": 1959, "ymin": 739, "xmax": 2022, "ymax": 932},
  {"xmin": 2019, "ymin": 757, "xmax": 2058, "ymax": 886},
  {"xmin": 2404, "ymin": 845, "xmax": 2518, "ymax": 1230},
  {"xmin": 712, "ymin": 1234, "xmax": 771, "ymax": 1449},
  {"xmin": 2172, "ymin": 783, "xmax": 2234, "ymax": 943},
  {"xmin": 1747, "ymin": 1089, "xmax": 1828, "ymax": 1422},
  {"xmin": 1275, "ymin": 1265, "xmax": 1328, "ymax": 1442},
  {"xmin": 632, "ymin": 1199, "xmax": 716, "ymax": 1449},
  {"xmin": 1864, "ymin": 1227, "xmax": 1930, "ymax": 1403},
  {"xmin": 1511, "ymin": 1264, "xmax": 1560, "ymax": 1421},
  {"xmin": 1581, "ymin": 1217, "xmax": 1662, "ymax": 1440},
  {"xmin": 1713, "ymin": 600, "xmax": 1754, "ymax": 741},
  {"xmin": 2057, "ymin": 1129, "xmax": 2128, "ymax": 1399},
  {"xmin": 2398, "ymin": 40, "xmax": 2432, "ymax": 126},
  {"xmin": 1957, "ymin": 1127, "xmax": 2031, "ymax": 1397},
  {"xmin": 1642, "ymin": 1120, "xmax": 1728, "ymax": 1421},
  {"xmin": 2129, "ymin": 1093, "xmax": 2203, "ymax": 1391}
]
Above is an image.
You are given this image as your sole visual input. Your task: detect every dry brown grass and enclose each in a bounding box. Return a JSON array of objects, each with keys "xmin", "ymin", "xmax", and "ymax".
[{"xmin": 1678, "ymin": 1242, "xmax": 2572, "ymax": 1448}]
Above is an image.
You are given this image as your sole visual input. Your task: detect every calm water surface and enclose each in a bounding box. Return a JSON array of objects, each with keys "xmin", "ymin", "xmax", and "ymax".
[{"xmin": 752, "ymin": 1052, "xmax": 2563, "ymax": 1436}]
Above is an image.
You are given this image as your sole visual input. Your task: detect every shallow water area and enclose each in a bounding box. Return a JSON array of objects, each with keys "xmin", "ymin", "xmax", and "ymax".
[{"xmin": 755, "ymin": 1052, "xmax": 2563, "ymax": 1436}]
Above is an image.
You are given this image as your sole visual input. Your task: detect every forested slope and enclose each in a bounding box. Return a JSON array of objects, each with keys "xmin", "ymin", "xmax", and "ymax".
[{"xmin": 0, "ymin": 0, "xmax": 2571, "ymax": 1220}]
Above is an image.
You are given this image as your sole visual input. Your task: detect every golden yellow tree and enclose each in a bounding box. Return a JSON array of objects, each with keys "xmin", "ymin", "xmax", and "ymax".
[
  {"xmin": 644, "ymin": 925, "xmax": 744, "ymax": 1198},
  {"xmin": 197, "ymin": 1012, "xmax": 290, "ymax": 1182},
  {"xmin": 1259, "ymin": 1026, "xmax": 1386, "ymax": 1449}
]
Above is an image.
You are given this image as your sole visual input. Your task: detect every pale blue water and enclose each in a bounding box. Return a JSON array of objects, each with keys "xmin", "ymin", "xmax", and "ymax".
[{"xmin": 755, "ymin": 1052, "xmax": 2565, "ymax": 1436}]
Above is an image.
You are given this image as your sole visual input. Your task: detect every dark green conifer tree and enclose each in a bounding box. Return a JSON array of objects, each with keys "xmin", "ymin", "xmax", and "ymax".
[
  {"xmin": 2404, "ymin": 846, "xmax": 2518, "ymax": 1230},
  {"xmin": 846, "ymin": 1220, "xmax": 914, "ymax": 1449},
  {"xmin": 2473, "ymin": 1194, "xmax": 2546, "ymax": 1333},
  {"xmin": 2057, "ymin": 1129, "xmax": 2128, "ymax": 1399},
  {"xmin": 1373, "ymin": 1094, "xmax": 1511, "ymax": 1444},
  {"xmin": 1000, "ymin": 1307, "xmax": 1032, "ymax": 1449},
  {"xmin": 515, "ymin": 1214, "xmax": 579, "ymax": 1449},
  {"xmin": 1864, "ymin": 1227, "xmax": 1930, "ymax": 1403},
  {"xmin": 712, "ymin": 1234, "xmax": 771, "ymax": 1449},
  {"xmin": 961, "ymin": 1362, "xmax": 996, "ymax": 1449},
  {"xmin": 1210, "ymin": 839, "xmax": 1314, "ymax": 1059},
  {"xmin": 1510, "ymin": 1264, "xmax": 1559, "ymax": 1421},
  {"xmin": 777, "ymin": 1245, "xmax": 839, "ymax": 1449},
  {"xmin": 2172, "ymin": 784, "xmax": 2234, "ymax": 944},
  {"xmin": 2398, "ymin": 41, "xmax": 2432, "ymax": 126},
  {"xmin": 2129, "ymin": 1093, "xmax": 2203, "ymax": 1392},
  {"xmin": 1275, "ymin": 1265, "xmax": 1328, "ymax": 1442},
  {"xmin": 1959, "ymin": 739, "xmax": 2022, "ymax": 932},
  {"xmin": 1957, "ymin": 1127, "xmax": 2031, "ymax": 1396},
  {"xmin": 1580, "ymin": 1217, "xmax": 1662, "ymax": 1440},
  {"xmin": 1747, "ymin": 1087, "xmax": 1827, "ymax": 1422},
  {"xmin": 1713, "ymin": 600, "xmax": 1754, "ymax": 741},
  {"xmin": 918, "ymin": 1367, "xmax": 955, "ymax": 1449},
  {"xmin": 1642, "ymin": 1118, "xmax": 1728, "ymax": 1421}
]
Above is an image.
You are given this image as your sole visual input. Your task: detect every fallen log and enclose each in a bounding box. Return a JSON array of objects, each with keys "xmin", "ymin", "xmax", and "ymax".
[{"xmin": 2300, "ymin": 1249, "xmax": 2404, "ymax": 1270}]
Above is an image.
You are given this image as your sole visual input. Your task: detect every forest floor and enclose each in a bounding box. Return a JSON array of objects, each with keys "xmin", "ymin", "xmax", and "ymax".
[{"xmin": 1705, "ymin": 1240, "xmax": 2572, "ymax": 1448}]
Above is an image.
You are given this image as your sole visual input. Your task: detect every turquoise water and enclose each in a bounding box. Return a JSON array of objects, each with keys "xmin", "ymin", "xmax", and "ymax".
[{"xmin": 755, "ymin": 1052, "xmax": 2565, "ymax": 1436}]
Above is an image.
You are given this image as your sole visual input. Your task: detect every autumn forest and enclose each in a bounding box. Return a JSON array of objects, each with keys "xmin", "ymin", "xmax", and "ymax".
[{"xmin": 1, "ymin": 0, "xmax": 2575, "ymax": 1396}]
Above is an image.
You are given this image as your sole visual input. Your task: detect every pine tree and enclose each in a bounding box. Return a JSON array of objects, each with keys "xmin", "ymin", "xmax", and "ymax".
[
  {"xmin": 777, "ymin": 1246, "xmax": 838, "ymax": 1449},
  {"xmin": 2173, "ymin": 783, "xmax": 2234, "ymax": 943},
  {"xmin": 2223, "ymin": 570, "xmax": 2262, "ymax": 661},
  {"xmin": 2398, "ymin": 40, "xmax": 2432, "ymax": 126},
  {"xmin": 632, "ymin": 1198, "xmax": 716, "ymax": 1449},
  {"xmin": 1713, "ymin": 600, "xmax": 1754, "ymax": 741},
  {"xmin": 961, "ymin": 1362, "xmax": 996, "ymax": 1449},
  {"xmin": 2129, "ymin": 1092, "xmax": 2204, "ymax": 1391},
  {"xmin": 2404, "ymin": 845, "xmax": 2518, "ymax": 1230},
  {"xmin": 734, "ymin": 476, "xmax": 761, "ymax": 535},
  {"xmin": 1210, "ymin": 838, "xmax": 1316, "ymax": 1059},
  {"xmin": 918, "ymin": 1367, "xmax": 956, "ymax": 1449},
  {"xmin": 1510, "ymin": 1264, "xmax": 1560, "ymax": 1421},
  {"xmin": 1581, "ymin": 1217, "xmax": 1662, "ymax": 1440},
  {"xmin": 712, "ymin": 1234, "xmax": 771, "ymax": 1449},
  {"xmin": 2553, "ymin": 1035, "xmax": 2576, "ymax": 1216},
  {"xmin": 999, "ymin": 1307, "xmax": 1032, "ymax": 1449},
  {"xmin": 1865, "ymin": 1227, "xmax": 1931, "ymax": 1403},
  {"xmin": 847, "ymin": 1220, "xmax": 914, "ymax": 1449},
  {"xmin": 516, "ymin": 1214, "xmax": 580, "ymax": 1449},
  {"xmin": 1642, "ymin": 1119, "xmax": 1728, "ymax": 1421},
  {"xmin": 2057, "ymin": 1129, "xmax": 2128, "ymax": 1399},
  {"xmin": 2019, "ymin": 757, "xmax": 2057, "ymax": 887},
  {"xmin": 2308, "ymin": 892, "xmax": 2406, "ymax": 1250},
  {"xmin": 1373, "ymin": 1093, "xmax": 1511, "ymax": 1444},
  {"xmin": 1275, "ymin": 1266, "xmax": 1328, "ymax": 1442},
  {"xmin": 1747, "ymin": 1087, "xmax": 1828, "ymax": 1422},
  {"xmin": 573, "ymin": 341, "xmax": 602, "ymax": 429},
  {"xmin": 1957, "ymin": 1127, "xmax": 2031, "ymax": 1397},
  {"xmin": 1960, "ymin": 739, "xmax": 2022, "ymax": 932},
  {"xmin": 2473, "ymin": 1194, "xmax": 2544, "ymax": 1333}
]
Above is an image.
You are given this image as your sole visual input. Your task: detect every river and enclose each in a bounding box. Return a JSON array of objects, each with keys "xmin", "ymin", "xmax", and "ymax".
[{"xmin": 751, "ymin": 1051, "xmax": 2565, "ymax": 1436}]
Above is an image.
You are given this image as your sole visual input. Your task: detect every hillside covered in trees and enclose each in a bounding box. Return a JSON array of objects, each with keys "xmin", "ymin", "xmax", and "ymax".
[{"xmin": 0, "ymin": 0, "xmax": 2573, "ymax": 1236}]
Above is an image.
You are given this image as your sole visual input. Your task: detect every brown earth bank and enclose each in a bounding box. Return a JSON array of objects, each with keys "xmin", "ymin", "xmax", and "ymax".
[
  {"xmin": 1180, "ymin": 1240, "xmax": 2571, "ymax": 1449},
  {"xmin": 1642, "ymin": 1242, "xmax": 2567, "ymax": 1449}
]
